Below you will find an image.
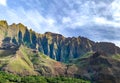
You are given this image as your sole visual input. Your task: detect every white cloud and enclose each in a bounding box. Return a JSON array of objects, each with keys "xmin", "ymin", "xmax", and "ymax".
[
  {"xmin": 93, "ymin": 17, "xmax": 120, "ymax": 27},
  {"xmin": 70, "ymin": 16, "xmax": 90, "ymax": 28},
  {"xmin": 0, "ymin": 0, "xmax": 7, "ymax": 6},
  {"xmin": 93, "ymin": 17, "xmax": 107, "ymax": 24},
  {"xmin": 0, "ymin": 6, "xmax": 59, "ymax": 33},
  {"xmin": 110, "ymin": 0, "xmax": 120, "ymax": 22},
  {"xmin": 62, "ymin": 17, "xmax": 71, "ymax": 23},
  {"xmin": 63, "ymin": 0, "xmax": 120, "ymax": 29},
  {"xmin": 46, "ymin": 18, "xmax": 55, "ymax": 25}
]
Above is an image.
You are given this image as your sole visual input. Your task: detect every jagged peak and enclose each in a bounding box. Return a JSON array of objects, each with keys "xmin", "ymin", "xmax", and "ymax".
[
  {"xmin": 0, "ymin": 20, "xmax": 7, "ymax": 24},
  {"xmin": 0, "ymin": 20, "xmax": 8, "ymax": 28},
  {"xmin": 10, "ymin": 23, "xmax": 17, "ymax": 27},
  {"xmin": 44, "ymin": 32, "xmax": 64, "ymax": 38},
  {"xmin": 9, "ymin": 22, "xmax": 27, "ymax": 30},
  {"xmin": 16, "ymin": 23, "xmax": 27, "ymax": 32},
  {"xmin": 45, "ymin": 32, "xmax": 62, "ymax": 36},
  {"xmin": 17, "ymin": 23, "xmax": 26, "ymax": 28}
]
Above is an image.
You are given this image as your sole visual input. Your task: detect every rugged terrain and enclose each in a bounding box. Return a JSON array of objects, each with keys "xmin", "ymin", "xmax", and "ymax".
[{"xmin": 0, "ymin": 20, "xmax": 120, "ymax": 83}]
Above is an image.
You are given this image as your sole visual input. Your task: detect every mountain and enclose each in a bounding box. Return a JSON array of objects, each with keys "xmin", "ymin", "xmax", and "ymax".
[
  {"xmin": 0, "ymin": 20, "xmax": 67, "ymax": 76},
  {"xmin": 0, "ymin": 20, "xmax": 120, "ymax": 63},
  {"xmin": 0, "ymin": 20, "xmax": 120, "ymax": 83}
]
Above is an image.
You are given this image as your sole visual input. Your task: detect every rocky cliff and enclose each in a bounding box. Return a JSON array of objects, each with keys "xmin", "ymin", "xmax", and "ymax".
[
  {"xmin": 1, "ymin": 20, "xmax": 120, "ymax": 83},
  {"xmin": 0, "ymin": 20, "xmax": 120, "ymax": 63}
]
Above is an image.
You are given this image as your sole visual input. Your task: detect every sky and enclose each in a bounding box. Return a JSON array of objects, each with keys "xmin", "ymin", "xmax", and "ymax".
[{"xmin": 0, "ymin": 0, "xmax": 120, "ymax": 47}]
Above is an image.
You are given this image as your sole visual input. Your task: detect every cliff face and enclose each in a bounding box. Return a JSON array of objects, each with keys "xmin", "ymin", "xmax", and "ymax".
[
  {"xmin": 39, "ymin": 33, "xmax": 120, "ymax": 62},
  {"xmin": 0, "ymin": 20, "xmax": 120, "ymax": 62},
  {"xmin": 1, "ymin": 20, "xmax": 120, "ymax": 83},
  {"xmin": 38, "ymin": 33, "xmax": 94, "ymax": 62}
]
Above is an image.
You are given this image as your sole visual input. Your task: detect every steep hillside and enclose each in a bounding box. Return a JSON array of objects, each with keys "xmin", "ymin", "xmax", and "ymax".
[
  {"xmin": 0, "ymin": 20, "xmax": 120, "ymax": 63},
  {"xmin": 0, "ymin": 44, "xmax": 69, "ymax": 76},
  {"xmin": 69, "ymin": 51, "xmax": 120, "ymax": 83}
]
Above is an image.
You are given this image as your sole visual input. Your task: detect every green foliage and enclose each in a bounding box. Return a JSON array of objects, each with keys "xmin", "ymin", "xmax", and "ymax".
[
  {"xmin": 0, "ymin": 71, "xmax": 90, "ymax": 83},
  {"xmin": 80, "ymin": 52, "xmax": 94, "ymax": 58},
  {"xmin": 112, "ymin": 54, "xmax": 120, "ymax": 61},
  {"xmin": 0, "ymin": 71, "xmax": 21, "ymax": 83},
  {"xmin": 21, "ymin": 76, "xmax": 47, "ymax": 83},
  {"xmin": 45, "ymin": 77, "xmax": 90, "ymax": 83},
  {"xmin": 40, "ymin": 52, "xmax": 47, "ymax": 59}
]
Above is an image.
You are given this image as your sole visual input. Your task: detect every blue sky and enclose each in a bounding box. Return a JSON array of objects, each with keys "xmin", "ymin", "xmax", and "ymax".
[{"xmin": 0, "ymin": 0, "xmax": 120, "ymax": 47}]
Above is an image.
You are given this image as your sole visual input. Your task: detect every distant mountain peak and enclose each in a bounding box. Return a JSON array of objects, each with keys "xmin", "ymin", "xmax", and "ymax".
[{"xmin": 45, "ymin": 32, "xmax": 64, "ymax": 37}]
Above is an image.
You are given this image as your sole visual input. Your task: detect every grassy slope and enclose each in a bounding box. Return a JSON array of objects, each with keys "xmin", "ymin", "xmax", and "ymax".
[
  {"xmin": 0, "ymin": 45, "xmax": 91, "ymax": 83},
  {"xmin": 68, "ymin": 52, "xmax": 94, "ymax": 65},
  {"xmin": 0, "ymin": 45, "xmax": 66, "ymax": 76},
  {"xmin": 2, "ymin": 45, "xmax": 37, "ymax": 75}
]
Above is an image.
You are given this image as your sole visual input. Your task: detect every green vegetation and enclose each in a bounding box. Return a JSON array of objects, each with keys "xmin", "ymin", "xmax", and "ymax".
[
  {"xmin": 0, "ymin": 71, "xmax": 90, "ymax": 83},
  {"xmin": 80, "ymin": 52, "xmax": 94, "ymax": 58},
  {"xmin": 68, "ymin": 52, "xmax": 94, "ymax": 64},
  {"xmin": 112, "ymin": 54, "xmax": 120, "ymax": 61}
]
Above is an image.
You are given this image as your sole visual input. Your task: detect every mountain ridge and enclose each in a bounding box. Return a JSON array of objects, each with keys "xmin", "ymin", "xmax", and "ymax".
[
  {"xmin": 1, "ymin": 20, "xmax": 120, "ymax": 83},
  {"xmin": 0, "ymin": 20, "xmax": 120, "ymax": 62}
]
